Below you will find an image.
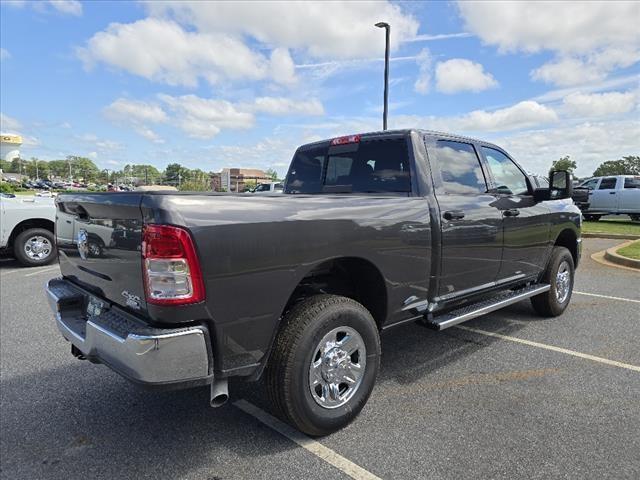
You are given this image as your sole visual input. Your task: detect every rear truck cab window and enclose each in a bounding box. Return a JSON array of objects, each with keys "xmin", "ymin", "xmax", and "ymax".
[{"xmin": 285, "ymin": 136, "xmax": 411, "ymax": 194}]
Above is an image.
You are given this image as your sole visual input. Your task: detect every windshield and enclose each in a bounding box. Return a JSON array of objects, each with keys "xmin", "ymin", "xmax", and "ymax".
[{"xmin": 284, "ymin": 137, "xmax": 411, "ymax": 194}]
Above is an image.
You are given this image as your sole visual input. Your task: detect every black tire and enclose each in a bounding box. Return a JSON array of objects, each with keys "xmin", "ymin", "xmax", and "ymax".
[
  {"xmin": 265, "ymin": 294, "xmax": 381, "ymax": 436},
  {"xmin": 13, "ymin": 228, "xmax": 56, "ymax": 267},
  {"xmin": 630, "ymin": 214, "xmax": 640, "ymax": 222},
  {"xmin": 584, "ymin": 214, "xmax": 601, "ymax": 221},
  {"xmin": 531, "ymin": 246, "xmax": 574, "ymax": 317}
]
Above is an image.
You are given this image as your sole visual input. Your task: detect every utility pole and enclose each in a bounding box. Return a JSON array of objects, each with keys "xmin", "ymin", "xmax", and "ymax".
[{"xmin": 375, "ymin": 22, "xmax": 391, "ymax": 130}]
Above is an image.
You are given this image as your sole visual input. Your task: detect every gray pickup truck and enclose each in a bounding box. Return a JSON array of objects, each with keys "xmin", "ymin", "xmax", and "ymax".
[{"xmin": 46, "ymin": 129, "xmax": 581, "ymax": 435}]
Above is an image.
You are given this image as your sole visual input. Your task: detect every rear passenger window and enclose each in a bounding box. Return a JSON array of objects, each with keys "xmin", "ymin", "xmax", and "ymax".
[
  {"xmin": 598, "ymin": 178, "xmax": 617, "ymax": 189},
  {"xmin": 624, "ymin": 178, "xmax": 640, "ymax": 189},
  {"xmin": 434, "ymin": 140, "xmax": 487, "ymax": 194}
]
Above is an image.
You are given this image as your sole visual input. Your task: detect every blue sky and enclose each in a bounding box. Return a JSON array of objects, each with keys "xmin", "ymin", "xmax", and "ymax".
[{"xmin": 1, "ymin": 0, "xmax": 638, "ymax": 177}]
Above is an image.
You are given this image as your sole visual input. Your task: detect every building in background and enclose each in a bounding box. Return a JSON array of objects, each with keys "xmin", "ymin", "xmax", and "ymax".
[
  {"xmin": 1, "ymin": 134, "xmax": 22, "ymax": 163},
  {"xmin": 216, "ymin": 168, "xmax": 270, "ymax": 192}
]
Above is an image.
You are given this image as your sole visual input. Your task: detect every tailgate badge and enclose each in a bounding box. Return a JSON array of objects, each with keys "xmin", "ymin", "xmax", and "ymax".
[
  {"xmin": 77, "ymin": 229, "xmax": 89, "ymax": 260},
  {"xmin": 122, "ymin": 291, "xmax": 142, "ymax": 310}
]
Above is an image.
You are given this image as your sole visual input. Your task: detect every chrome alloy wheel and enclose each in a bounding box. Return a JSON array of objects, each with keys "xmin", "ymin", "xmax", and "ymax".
[
  {"xmin": 555, "ymin": 260, "xmax": 571, "ymax": 303},
  {"xmin": 24, "ymin": 235, "xmax": 52, "ymax": 261},
  {"xmin": 309, "ymin": 326, "xmax": 366, "ymax": 409}
]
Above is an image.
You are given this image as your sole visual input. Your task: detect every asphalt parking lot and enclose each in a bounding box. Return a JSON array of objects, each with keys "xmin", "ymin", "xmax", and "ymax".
[{"xmin": 1, "ymin": 238, "xmax": 639, "ymax": 480}]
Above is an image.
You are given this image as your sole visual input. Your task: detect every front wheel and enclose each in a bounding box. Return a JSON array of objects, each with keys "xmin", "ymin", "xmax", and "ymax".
[
  {"xmin": 265, "ymin": 295, "xmax": 381, "ymax": 436},
  {"xmin": 630, "ymin": 214, "xmax": 640, "ymax": 222},
  {"xmin": 531, "ymin": 246, "xmax": 575, "ymax": 317}
]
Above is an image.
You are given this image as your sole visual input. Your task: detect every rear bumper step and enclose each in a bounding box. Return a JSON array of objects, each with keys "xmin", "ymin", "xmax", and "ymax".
[
  {"xmin": 424, "ymin": 284, "xmax": 551, "ymax": 331},
  {"xmin": 46, "ymin": 278, "xmax": 213, "ymax": 387}
]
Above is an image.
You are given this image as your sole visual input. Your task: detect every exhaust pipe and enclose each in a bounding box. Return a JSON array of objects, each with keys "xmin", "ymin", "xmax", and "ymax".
[{"xmin": 210, "ymin": 378, "xmax": 229, "ymax": 408}]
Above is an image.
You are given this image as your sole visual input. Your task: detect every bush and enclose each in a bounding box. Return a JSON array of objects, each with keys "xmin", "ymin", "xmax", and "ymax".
[{"xmin": 0, "ymin": 182, "xmax": 15, "ymax": 194}]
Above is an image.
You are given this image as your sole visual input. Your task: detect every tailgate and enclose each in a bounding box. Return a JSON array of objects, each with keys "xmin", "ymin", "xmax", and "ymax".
[{"xmin": 56, "ymin": 193, "xmax": 147, "ymax": 314}]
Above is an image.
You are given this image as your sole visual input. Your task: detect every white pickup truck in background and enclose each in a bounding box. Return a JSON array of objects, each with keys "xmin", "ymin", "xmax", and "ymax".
[
  {"xmin": 577, "ymin": 175, "xmax": 640, "ymax": 221},
  {"xmin": 0, "ymin": 193, "xmax": 57, "ymax": 266}
]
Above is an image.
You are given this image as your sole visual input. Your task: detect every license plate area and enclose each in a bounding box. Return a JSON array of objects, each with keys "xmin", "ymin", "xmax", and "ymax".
[{"xmin": 86, "ymin": 295, "xmax": 108, "ymax": 318}]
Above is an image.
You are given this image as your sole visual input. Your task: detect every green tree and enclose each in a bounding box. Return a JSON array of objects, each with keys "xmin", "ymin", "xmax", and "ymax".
[
  {"xmin": 164, "ymin": 163, "xmax": 191, "ymax": 186},
  {"xmin": 265, "ymin": 168, "xmax": 279, "ymax": 181},
  {"xmin": 593, "ymin": 156, "xmax": 640, "ymax": 176},
  {"xmin": 67, "ymin": 156, "xmax": 99, "ymax": 182},
  {"xmin": 10, "ymin": 157, "xmax": 22, "ymax": 174},
  {"xmin": 551, "ymin": 155, "xmax": 577, "ymax": 174},
  {"xmin": 24, "ymin": 158, "xmax": 50, "ymax": 179},
  {"xmin": 48, "ymin": 160, "xmax": 69, "ymax": 178}
]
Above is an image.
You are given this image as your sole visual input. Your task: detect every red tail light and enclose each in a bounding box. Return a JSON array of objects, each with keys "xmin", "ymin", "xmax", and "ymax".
[
  {"xmin": 141, "ymin": 224, "xmax": 205, "ymax": 305},
  {"xmin": 330, "ymin": 134, "xmax": 361, "ymax": 146}
]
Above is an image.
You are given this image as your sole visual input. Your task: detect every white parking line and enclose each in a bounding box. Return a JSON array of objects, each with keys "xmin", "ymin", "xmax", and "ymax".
[
  {"xmin": 574, "ymin": 291, "xmax": 640, "ymax": 304},
  {"xmin": 24, "ymin": 266, "xmax": 60, "ymax": 277},
  {"xmin": 234, "ymin": 399, "xmax": 382, "ymax": 480},
  {"xmin": 455, "ymin": 325, "xmax": 640, "ymax": 372}
]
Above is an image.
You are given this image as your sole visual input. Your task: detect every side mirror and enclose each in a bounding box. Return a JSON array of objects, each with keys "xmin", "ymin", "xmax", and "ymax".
[{"xmin": 550, "ymin": 170, "xmax": 572, "ymax": 199}]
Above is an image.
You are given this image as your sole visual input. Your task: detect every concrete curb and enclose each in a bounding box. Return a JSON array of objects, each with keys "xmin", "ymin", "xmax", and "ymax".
[
  {"xmin": 603, "ymin": 241, "xmax": 640, "ymax": 270},
  {"xmin": 582, "ymin": 232, "xmax": 640, "ymax": 240}
]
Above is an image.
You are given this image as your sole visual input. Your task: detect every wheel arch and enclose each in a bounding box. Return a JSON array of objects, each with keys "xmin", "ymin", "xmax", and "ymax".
[
  {"xmin": 554, "ymin": 228, "xmax": 579, "ymax": 267},
  {"xmin": 282, "ymin": 256, "xmax": 388, "ymax": 329},
  {"xmin": 7, "ymin": 218, "xmax": 55, "ymax": 248}
]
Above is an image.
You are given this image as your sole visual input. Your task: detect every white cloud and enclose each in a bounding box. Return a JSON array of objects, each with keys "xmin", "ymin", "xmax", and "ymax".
[
  {"xmin": 563, "ymin": 91, "xmax": 638, "ymax": 117},
  {"xmin": 0, "ymin": 48, "xmax": 10, "ymax": 61},
  {"xmin": 159, "ymin": 94, "xmax": 254, "ymax": 139},
  {"xmin": 270, "ymin": 48, "xmax": 297, "ymax": 86},
  {"xmin": 253, "ymin": 97, "xmax": 324, "ymax": 116},
  {"xmin": 531, "ymin": 49, "xmax": 640, "ymax": 87},
  {"xmin": 0, "ymin": 113, "xmax": 22, "ymax": 132},
  {"xmin": 414, "ymin": 48, "xmax": 432, "ymax": 94},
  {"xmin": 104, "ymin": 98, "xmax": 167, "ymax": 143},
  {"xmin": 388, "ymin": 101, "xmax": 558, "ymax": 133},
  {"xmin": 435, "ymin": 58, "xmax": 498, "ymax": 94},
  {"xmin": 496, "ymin": 119, "xmax": 640, "ymax": 177},
  {"xmin": 78, "ymin": 18, "xmax": 273, "ymax": 87},
  {"xmin": 146, "ymin": 1, "xmax": 419, "ymax": 59},
  {"xmin": 457, "ymin": 1, "xmax": 639, "ymax": 55},
  {"xmin": 457, "ymin": 101, "xmax": 557, "ymax": 131},
  {"xmin": 49, "ymin": 0, "xmax": 82, "ymax": 16},
  {"xmin": 104, "ymin": 98, "xmax": 167, "ymax": 124},
  {"xmin": 4, "ymin": 0, "xmax": 82, "ymax": 16},
  {"xmin": 457, "ymin": 1, "xmax": 640, "ymax": 87}
]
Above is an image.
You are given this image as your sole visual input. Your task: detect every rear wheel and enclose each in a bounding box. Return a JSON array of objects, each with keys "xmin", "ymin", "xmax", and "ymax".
[
  {"xmin": 13, "ymin": 228, "xmax": 56, "ymax": 267},
  {"xmin": 265, "ymin": 294, "xmax": 380, "ymax": 436},
  {"xmin": 583, "ymin": 214, "xmax": 601, "ymax": 221},
  {"xmin": 630, "ymin": 214, "xmax": 640, "ymax": 222},
  {"xmin": 531, "ymin": 246, "xmax": 574, "ymax": 317}
]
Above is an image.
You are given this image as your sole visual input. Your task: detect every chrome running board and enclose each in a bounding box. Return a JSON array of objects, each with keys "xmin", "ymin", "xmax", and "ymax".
[{"xmin": 424, "ymin": 284, "xmax": 551, "ymax": 331}]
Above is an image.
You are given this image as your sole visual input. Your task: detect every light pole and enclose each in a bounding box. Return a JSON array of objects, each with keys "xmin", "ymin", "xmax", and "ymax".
[{"xmin": 375, "ymin": 22, "xmax": 390, "ymax": 130}]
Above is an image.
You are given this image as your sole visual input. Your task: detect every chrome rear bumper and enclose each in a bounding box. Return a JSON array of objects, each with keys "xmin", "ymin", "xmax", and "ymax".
[{"xmin": 46, "ymin": 278, "xmax": 212, "ymax": 387}]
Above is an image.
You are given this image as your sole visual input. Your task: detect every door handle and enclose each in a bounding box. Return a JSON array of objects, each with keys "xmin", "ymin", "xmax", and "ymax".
[
  {"xmin": 443, "ymin": 210, "xmax": 465, "ymax": 220},
  {"xmin": 609, "ymin": 192, "xmax": 616, "ymax": 195},
  {"xmin": 503, "ymin": 209, "xmax": 520, "ymax": 217}
]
